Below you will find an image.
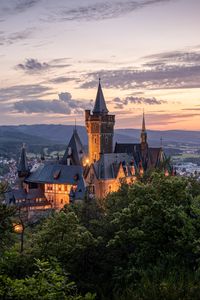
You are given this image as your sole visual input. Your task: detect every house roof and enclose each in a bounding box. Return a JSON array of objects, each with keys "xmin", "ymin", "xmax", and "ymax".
[
  {"xmin": 93, "ymin": 153, "xmax": 134, "ymax": 179},
  {"xmin": 25, "ymin": 162, "xmax": 86, "ymax": 199},
  {"xmin": 4, "ymin": 188, "xmax": 51, "ymax": 208}
]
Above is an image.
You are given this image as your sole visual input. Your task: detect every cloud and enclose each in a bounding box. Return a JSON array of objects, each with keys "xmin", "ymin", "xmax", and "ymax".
[
  {"xmin": 0, "ymin": 84, "xmax": 53, "ymax": 102},
  {"xmin": 0, "ymin": 0, "xmax": 39, "ymax": 16},
  {"xmin": 16, "ymin": 58, "xmax": 71, "ymax": 74},
  {"xmin": 113, "ymin": 96, "xmax": 167, "ymax": 109},
  {"xmin": 181, "ymin": 108, "xmax": 200, "ymax": 111},
  {"xmin": 17, "ymin": 58, "xmax": 49, "ymax": 72},
  {"xmin": 13, "ymin": 92, "xmax": 93, "ymax": 115},
  {"xmin": 0, "ymin": 28, "xmax": 33, "ymax": 46},
  {"xmin": 80, "ymin": 48, "xmax": 200, "ymax": 90},
  {"xmin": 117, "ymin": 112, "xmax": 200, "ymax": 127},
  {"xmin": 144, "ymin": 50, "xmax": 200, "ymax": 65},
  {"xmin": 50, "ymin": 0, "xmax": 173, "ymax": 22},
  {"xmin": 49, "ymin": 76, "xmax": 75, "ymax": 84}
]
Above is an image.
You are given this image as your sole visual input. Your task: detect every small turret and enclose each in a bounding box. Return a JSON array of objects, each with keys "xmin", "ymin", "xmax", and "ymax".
[
  {"xmin": 18, "ymin": 144, "xmax": 29, "ymax": 178},
  {"xmin": 61, "ymin": 128, "xmax": 86, "ymax": 166},
  {"xmin": 17, "ymin": 144, "xmax": 29, "ymax": 189}
]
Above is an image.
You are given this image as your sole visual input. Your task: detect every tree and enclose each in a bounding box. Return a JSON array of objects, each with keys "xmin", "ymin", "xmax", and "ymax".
[
  {"xmin": 0, "ymin": 183, "xmax": 15, "ymax": 254},
  {"xmin": 0, "ymin": 259, "xmax": 95, "ymax": 300},
  {"xmin": 102, "ymin": 174, "xmax": 200, "ymax": 297}
]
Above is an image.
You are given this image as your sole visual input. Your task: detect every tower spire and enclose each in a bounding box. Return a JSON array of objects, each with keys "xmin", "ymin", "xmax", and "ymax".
[
  {"xmin": 140, "ymin": 112, "xmax": 148, "ymax": 147},
  {"xmin": 142, "ymin": 110, "xmax": 146, "ymax": 132},
  {"xmin": 93, "ymin": 80, "xmax": 108, "ymax": 114}
]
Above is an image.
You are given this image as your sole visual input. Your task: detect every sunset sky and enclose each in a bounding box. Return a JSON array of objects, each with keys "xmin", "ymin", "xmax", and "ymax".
[{"xmin": 0, "ymin": 0, "xmax": 200, "ymax": 130}]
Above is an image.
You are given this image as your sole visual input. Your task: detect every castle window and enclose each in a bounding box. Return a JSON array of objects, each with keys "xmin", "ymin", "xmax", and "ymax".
[
  {"xmin": 94, "ymin": 138, "xmax": 97, "ymax": 144},
  {"xmin": 47, "ymin": 184, "xmax": 53, "ymax": 191},
  {"xmin": 105, "ymin": 137, "xmax": 108, "ymax": 144},
  {"xmin": 94, "ymin": 153, "xmax": 97, "ymax": 162}
]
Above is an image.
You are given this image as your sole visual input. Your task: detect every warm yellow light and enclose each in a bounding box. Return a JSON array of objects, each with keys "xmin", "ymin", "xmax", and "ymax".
[
  {"xmin": 83, "ymin": 158, "xmax": 90, "ymax": 167},
  {"xmin": 13, "ymin": 223, "xmax": 23, "ymax": 234},
  {"xmin": 165, "ymin": 170, "xmax": 169, "ymax": 177}
]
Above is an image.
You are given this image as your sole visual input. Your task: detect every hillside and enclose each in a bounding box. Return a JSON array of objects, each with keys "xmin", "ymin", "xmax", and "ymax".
[{"xmin": 0, "ymin": 124, "xmax": 199, "ymax": 157}]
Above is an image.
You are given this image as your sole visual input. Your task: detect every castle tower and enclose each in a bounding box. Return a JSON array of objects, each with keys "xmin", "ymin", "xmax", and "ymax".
[
  {"xmin": 85, "ymin": 80, "xmax": 115, "ymax": 163},
  {"xmin": 140, "ymin": 112, "xmax": 148, "ymax": 152}
]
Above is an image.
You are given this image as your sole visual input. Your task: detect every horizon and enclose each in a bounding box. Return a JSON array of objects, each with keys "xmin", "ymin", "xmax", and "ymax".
[
  {"xmin": 1, "ymin": 123, "xmax": 200, "ymax": 133},
  {"xmin": 0, "ymin": 0, "xmax": 200, "ymax": 130}
]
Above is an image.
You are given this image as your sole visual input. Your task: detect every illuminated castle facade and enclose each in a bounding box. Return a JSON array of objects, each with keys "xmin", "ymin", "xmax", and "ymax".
[
  {"xmin": 84, "ymin": 80, "xmax": 170, "ymax": 199},
  {"xmin": 5, "ymin": 81, "xmax": 172, "ymax": 213}
]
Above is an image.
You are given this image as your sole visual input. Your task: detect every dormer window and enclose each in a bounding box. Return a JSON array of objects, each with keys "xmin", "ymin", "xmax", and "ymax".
[{"xmin": 53, "ymin": 169, "xmax": 61, "ymax": 179}]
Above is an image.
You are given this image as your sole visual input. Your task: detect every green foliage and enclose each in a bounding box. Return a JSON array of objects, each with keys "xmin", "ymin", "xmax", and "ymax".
[
  {"xmin": 0, "ymin": 259, "xmax": 95, "ymax": 300},
  {"xmin": 0, "ymin": 183, "xmax": 15, "ymax": 254},
  {"xmin": 1, "ymin": 175, "xmax": 200, "ymax": 299}
]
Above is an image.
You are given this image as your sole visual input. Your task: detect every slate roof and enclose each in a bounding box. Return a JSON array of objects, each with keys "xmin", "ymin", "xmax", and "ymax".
[
  {"xmin": 25, "ymin": 162, "xmax": 86, "ymax": 199},
  {"xmin": 4, "ymin": 188, "xmax": 50, "ymax": 208},
  {"xmin": 93, "ymin": 80, "xmax": 109, "ymax": 114},
  {"xmin": 114, "ymin": 143, "xmax": 163, "ymax": 171},
  {"xmin": 61, "ymin": 129, "xmax": 86, "ymax": 166},
  {"xmin": 93, "ymin": 153, "xmax": 134, "ymax": 179}
]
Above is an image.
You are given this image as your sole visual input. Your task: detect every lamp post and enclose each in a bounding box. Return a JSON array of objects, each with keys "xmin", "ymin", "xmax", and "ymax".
[{"xmin": 13, "ymin": 221, "xmax": 25, "ymax": 253}]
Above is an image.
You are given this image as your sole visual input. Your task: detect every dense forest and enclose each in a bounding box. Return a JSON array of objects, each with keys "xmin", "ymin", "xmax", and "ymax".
[{"xmin": 1, "ymin": 173, "xmax": 200, "ymax": 299}]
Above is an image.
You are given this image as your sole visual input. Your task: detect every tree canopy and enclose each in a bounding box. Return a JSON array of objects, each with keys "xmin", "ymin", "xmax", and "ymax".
[{"xmin": 1, "ymin": 174, "xmax": 200, "ymax": 299}]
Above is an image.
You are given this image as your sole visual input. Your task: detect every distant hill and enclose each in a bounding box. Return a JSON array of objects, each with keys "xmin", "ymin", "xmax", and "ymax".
[{"xmin": 0, "ymin": 124, "xmax": 199, "ymax": 157}]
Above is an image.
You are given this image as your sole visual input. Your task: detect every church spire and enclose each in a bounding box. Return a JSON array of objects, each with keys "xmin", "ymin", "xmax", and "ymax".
[
  {"xmin": 140, "ymin": 112, "xmax": 148, "ymax": 146},
  {"xmin": 93, "ymin": 79, "xmax": 109, "ymax": 114},
  {"xmin": 142, "ymin": 110, "xmax": 146, "ymax": 132}
]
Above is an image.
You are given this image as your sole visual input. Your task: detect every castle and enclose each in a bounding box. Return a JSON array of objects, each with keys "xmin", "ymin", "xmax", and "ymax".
[{"xmin": 5, "ymin": 81, "xmax": 172, "ymax": 214}]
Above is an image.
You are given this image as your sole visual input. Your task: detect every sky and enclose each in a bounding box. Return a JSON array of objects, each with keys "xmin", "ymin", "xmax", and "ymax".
[{"xmin": 0, "ymin": 0, "xmax": 200, "ymax": 130}]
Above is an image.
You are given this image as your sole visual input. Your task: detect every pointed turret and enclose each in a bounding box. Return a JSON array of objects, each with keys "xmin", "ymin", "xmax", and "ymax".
[
  {"xmin": 142, "ymin": 111, "xmax": 146, "ymax": 132},
  {"xmin": 93, "ymin": 79, "xmax": 108, "ymax": 115},
  {"xmin": 18, "ymin": 144, "xmax": 29, "ymax": 177},
  {"xmin": 61, "ymin": 128, "xmax": 85, "ymax": 166},
  {"xmin": 140, "ymin": 112, "xmax": 148, "ymax": 154}
]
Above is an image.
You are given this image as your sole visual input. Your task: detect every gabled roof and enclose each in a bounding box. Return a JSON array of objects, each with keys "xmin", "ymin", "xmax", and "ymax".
[
  {"xmin": 18, "ymin": 144, "xmax": 29, "ymax": 173},
  {"xmin": 61, "ymin": 128, "xmax": 85, "ymax": 166},
  {"xmin": 93, "ymin": 153, "xmax": 133, "ymax": 179},
  {"xmin": 26, "ymin": 162, "xmax": 83, "ymax": 184},
  {"xmin": 93, "ymin": 80, "xmax": 108, "ymax": 114}
]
